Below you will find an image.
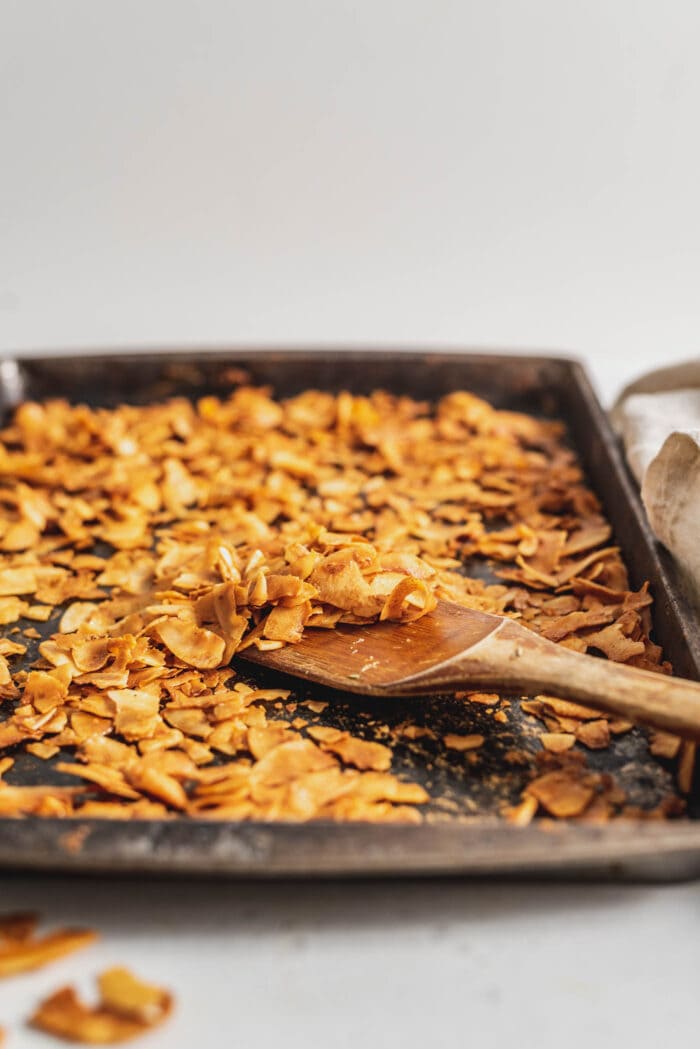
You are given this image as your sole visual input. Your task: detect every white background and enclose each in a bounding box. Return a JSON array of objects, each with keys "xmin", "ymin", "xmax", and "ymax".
[
  {"xmin": 1, "ymin": 2, "xmax": 700, "ymax": 1047},
  {"xmin": 2, "ymin": 0, "xmax": 700, "ymax": 398}
]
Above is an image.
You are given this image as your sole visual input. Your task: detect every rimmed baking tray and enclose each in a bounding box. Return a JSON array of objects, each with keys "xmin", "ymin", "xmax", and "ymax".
[{"xmin": 2, "ymin": 348, "xmax": 700, "ymax": 882}]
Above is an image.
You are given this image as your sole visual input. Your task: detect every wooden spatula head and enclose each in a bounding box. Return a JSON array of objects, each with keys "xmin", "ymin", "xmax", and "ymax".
[
  {"xmin": 240, "ymin": 600, "xmax": 700, "ymax": 742},
  {"xmin": 239, "ymin": 602, "xmax": 501, "ymax": 695}
]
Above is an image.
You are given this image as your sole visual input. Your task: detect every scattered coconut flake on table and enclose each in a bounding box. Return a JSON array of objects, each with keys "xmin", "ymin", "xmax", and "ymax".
[{"xmin": 0, "ymin": 912, "xmax": 96, "ymax": 979}]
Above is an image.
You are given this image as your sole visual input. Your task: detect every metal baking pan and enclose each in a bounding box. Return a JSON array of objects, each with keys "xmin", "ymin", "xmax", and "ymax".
[{"xmin": 2, "ymin": 348, "xmax": 700, "ymax": 882}]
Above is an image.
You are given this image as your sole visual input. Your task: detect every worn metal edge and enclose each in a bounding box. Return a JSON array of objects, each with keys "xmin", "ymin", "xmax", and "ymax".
[
  {"xmin": 1, "ymin": 344, "xmax": 580, "ymax": 364},
  {"xmin": 0, "ymin": 818, "xmax": 699, "ymax": 882}
]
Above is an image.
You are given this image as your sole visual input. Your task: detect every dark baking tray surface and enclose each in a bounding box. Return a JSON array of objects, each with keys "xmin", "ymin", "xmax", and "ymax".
[{"xmin": 2, "ymin": 348, "xmax": 700, "ymax": 881}]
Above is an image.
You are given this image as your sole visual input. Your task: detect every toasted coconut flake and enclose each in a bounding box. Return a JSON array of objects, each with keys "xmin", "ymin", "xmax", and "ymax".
[
  {"xmin": 649, "ymin": 730, "xmax": 682, "ymax": 760},
  {"xmin": 107, "ymin": 689, "xmax": 160, "ymax": 741},
  {"xmin": 23, "ymin": 668, "xmax": 70, "ymax": 713},
  {"xmin": 443, "ymin": 733, "xmax": 485, "ymax": 752},
  {"xmin": 321, "ymin": 735, "xmax": 393, "ymax": 772},
  {"xmin": 540, "ymin": 732, "xmax": 576, "ymax": 754},
  {"xmin": 0, "ymin": 567, "xmax": 37, "ymax": 596},
  {"xmin": 71, "ymin": 712, "xmax": 113, "ymax": 742},
  {"xmin": 0, "ymin": 638, "xmax": 26, "ymax": 658},
  {"xmin": 270, "ymin": 767, "xmax": 352, "ymax": 819},
  {"xmin": 98, "ymin": 967, "xmax": 171, "ymax": 1025},
  {"xmin": 26, "ymin": 741, "xmax": 60, "ymax": 760},
  {"xmin": 351, "ymin": 772, "xmax": 429, "ymax": 804},
  {"xmin": 304, "ymin": 700, "xmax": 328, "ymax": 714},
  {"xmin": 575, "ymin": 719, "xmax": 611, "ymax": 750},
  {"xmin": 71, "ymin": 639, "xmax": 112, "ymax": 674},
  {"xmin": 250, "ymin": 739, "xmax": 336, "ymax": 792},
  {"xmin": 0, "ymin": 596, "xmax": 30, "ymax": 624},
  {"xmin": 541, "ymin": 607, "xmax": 616, "ymax": 642},
  {"xmin": 247, "ymin": 724, "xmax": 297, "ymax": 759},
  {"xmin": 0, "ymin": 784, "xmax": 79, "ymax": 816},
  {"xmin": 126, "ymin": 765, "xmax": 188, "ymax": 811},
  {"xmin": 155, "ymin": 618, "xmax": 226, "ymax": 670},
  {"xmin": 456, "ymin": 691, "xmax": 499, "ymax": 706},
  {"xmin": 537, "ymin": 695, "xmax": 602, "ymax": 721},
  {"xmin": 162, "ymin": 707, "xmax": 211, "ymax": 739},
  {"xmin": 60, "ymin": 602, "xmax": 99, "ymax": 634},
  {"xmin": 30, "ymin": 968, "xmax": 172, "ymax": 1044},
  {"xmin": 55, "ymin": 763, "xmax": 141, "ymax": 801},
  {"xmin": 262, "ymin": 603, "xmax": 308, "ymax": 643},
  {"xmin": 379, "ymin": 577, "xmax": 437, "ymax": 622},
  {"xmin": 0, "ymin": 917, "xmax": 96, "ymax": 977},
  {"xmin": 583, "ymin": 619, "xmax": 646, "ymax": 662},
  {"xmin": 308, "ymin": 557, "xmax": 382, "ymax": 619},
  {"xmin": 503, "ymin": 795, "xmax": 538, "ymax": 826},
  {"xmin": 527, "ymin": 771, "xmax": 595, "ymax": 818}
]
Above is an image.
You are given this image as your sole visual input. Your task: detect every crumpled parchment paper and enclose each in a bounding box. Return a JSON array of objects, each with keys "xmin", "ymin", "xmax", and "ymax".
[{"xmin": 612, "ymin": 359, "xmax": 700, "ymax": 606}]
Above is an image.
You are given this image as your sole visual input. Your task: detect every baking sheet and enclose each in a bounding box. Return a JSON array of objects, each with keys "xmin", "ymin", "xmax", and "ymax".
[{"xmin": 2, "ymin": 349, "xmax": 700, "ymax": 880}]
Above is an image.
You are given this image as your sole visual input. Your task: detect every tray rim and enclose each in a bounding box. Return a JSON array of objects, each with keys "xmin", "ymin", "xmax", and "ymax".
[
  {"xmin": 1, "ymin": 345, "xmax": 698, "ymax": 882},
  {"xmin": 2, "ymin": 816, "xmax": 700, "ymax": 882},
  {"xmin": 2, "ymin": 343, "xmax": 583, "ymax": 364}
]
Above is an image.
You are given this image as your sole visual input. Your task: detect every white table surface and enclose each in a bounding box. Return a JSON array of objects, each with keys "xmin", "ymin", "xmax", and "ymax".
[{"xmin": 2, "ymin": 2, "xmax": 700, "ymax": 1046}]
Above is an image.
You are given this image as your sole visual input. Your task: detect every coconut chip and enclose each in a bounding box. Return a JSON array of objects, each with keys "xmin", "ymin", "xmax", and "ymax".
[
  {"xmin": 0, "ymin": 913, "xmax": 96, "ymax": 978},
  {"xmin": 442, "ymin": 733, "xmax": 485, "ymax": 752},
  {"xmin": 30, "ymin": 968, "xmax": 172, "ymax": 1044}
]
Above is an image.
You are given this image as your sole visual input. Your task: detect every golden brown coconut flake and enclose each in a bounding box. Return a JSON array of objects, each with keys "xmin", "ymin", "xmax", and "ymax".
[
  {"xmin": 30, "ymin": 968, "xmax": 172, "ymax": 1044},
  {"xmin": 0, "ymin": 913, "xmax": 96, "ymax": 979},
  {"xmin": 0, "ymin": 385, "xmax": 687, "ymax": 823}
]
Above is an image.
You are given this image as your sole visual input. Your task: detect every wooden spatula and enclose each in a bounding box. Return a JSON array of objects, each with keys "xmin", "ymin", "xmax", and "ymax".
[{"xmin": 241, "ymin": 601, "xmax": 700, "ymax": 742}]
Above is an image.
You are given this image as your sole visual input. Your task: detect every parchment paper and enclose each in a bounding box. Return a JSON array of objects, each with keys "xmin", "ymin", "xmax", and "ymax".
[{"xmin": 612, "ymin": 360, "xmax": 700, "ymax": 607}]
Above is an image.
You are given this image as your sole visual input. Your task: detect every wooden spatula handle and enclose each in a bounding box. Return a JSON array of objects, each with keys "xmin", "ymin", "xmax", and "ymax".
[
  {"xmin": 501, "ymin": 635, "xmax": 700, "ymax": 740},
  {"xmin": 402, "ymin": 618, "xmax": 700, "ymax": 742}
]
